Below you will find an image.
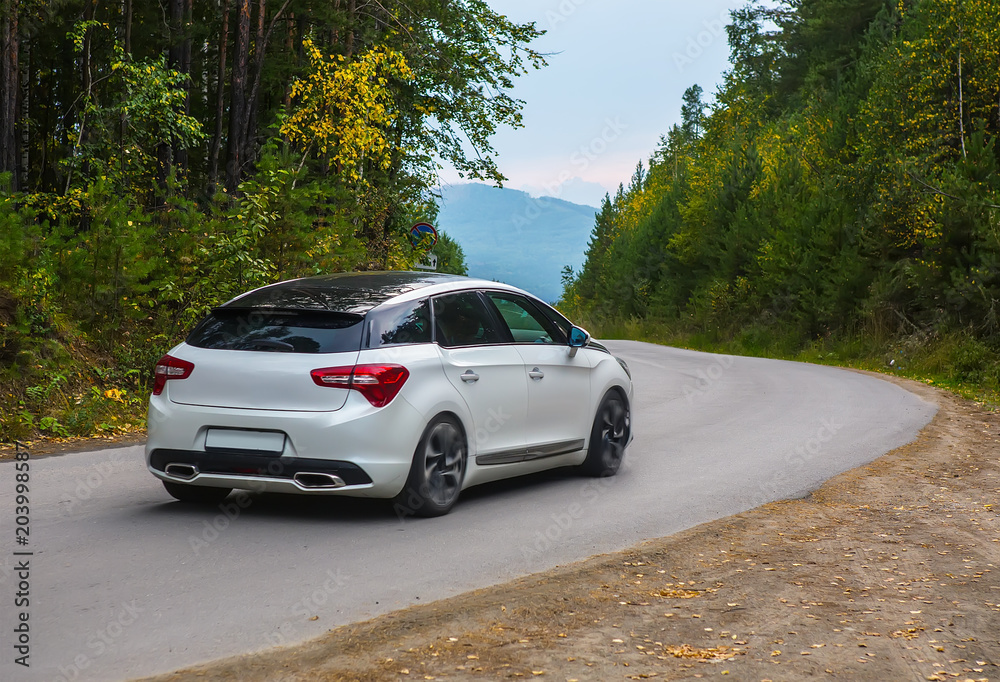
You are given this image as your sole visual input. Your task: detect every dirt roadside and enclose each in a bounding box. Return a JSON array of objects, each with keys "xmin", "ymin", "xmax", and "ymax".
[
  {"xmin": 134, "ymin": 373, "xmax": 998, "ymax": 682},
  {"xmin": 0, "ymin": 431, "xmax": 146, "ymax": 460}
]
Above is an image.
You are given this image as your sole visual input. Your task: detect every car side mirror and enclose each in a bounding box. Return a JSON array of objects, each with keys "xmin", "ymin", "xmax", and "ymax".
[{"xmin": 568, "ymin": 326, "xmax": 590, "ymax": 352}]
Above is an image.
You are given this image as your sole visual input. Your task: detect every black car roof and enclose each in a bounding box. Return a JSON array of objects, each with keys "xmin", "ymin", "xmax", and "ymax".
[{"xmin": 225, "ymin": 271, "xmax": 472, "ymax": 314}]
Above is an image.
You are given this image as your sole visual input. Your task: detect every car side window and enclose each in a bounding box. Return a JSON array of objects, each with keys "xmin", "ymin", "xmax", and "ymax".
[
  {"xmin": 485, "ymin": 292, "xmax": 566, "ymax": 344},
  {"xmin": 535, "ymin": 301, "xmax": 573, "ymax": 343},
  {"xmin": 432, "ymin": 292, "xmax": 506, "ymax": 348},
  {"xmin": 367, "ymin": 299, "xmax": 432, "ymax": 347}
]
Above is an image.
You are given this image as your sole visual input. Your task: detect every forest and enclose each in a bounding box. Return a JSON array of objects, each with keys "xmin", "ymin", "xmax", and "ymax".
[
  {"xmin": 0, "ymin": 0, "xmax": 541, "ymax": 442},
  {"xmin": 562, "ymin": 0, "xmax": 1000, "ymax": 400},
  {"xmin": 4, "ymin": 0, "xmax": 999, "ymax": 444}
]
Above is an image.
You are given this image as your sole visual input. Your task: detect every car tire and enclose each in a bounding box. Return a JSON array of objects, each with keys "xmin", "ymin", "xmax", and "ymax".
[
  {"xmin": 162, "ymin": 480, "xmax": 233, "ymax": 504},
  {"xmin": 581, "ymin": 390, "xmax": 630, "ymax": 477},
  {"xmin": 394, "ymin": 416, "xmax": 467, "ymax": 518}
]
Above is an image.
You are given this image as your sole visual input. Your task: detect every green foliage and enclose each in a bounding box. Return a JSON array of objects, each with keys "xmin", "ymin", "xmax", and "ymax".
[
  {"xmin": 395, "ymin": 0, "xmax": 547, "ymax": 185},
  {"xmin": 62, "ymin": 24, "xmax": 206, "ymax": 199},
  {"xmin": 680, "ymin": 85, "xmax": 706, "ymax": 140},
  {"xmin": 1, "ymin": 2, "xmax": 544, "ymax": 444},
  {"xmin": 432, "ymin": 232, "xmax": 468, "ymax": 276},
  {"xmin": 564, "ymin": 0, "xmax": 1000, "ymax": 386}
]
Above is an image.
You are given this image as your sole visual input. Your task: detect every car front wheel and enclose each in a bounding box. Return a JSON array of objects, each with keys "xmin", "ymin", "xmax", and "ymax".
[
  {"xmin": 394, "ymin": 416, "xmax": 467, "ymax": 518},
  {"xmin": 581, "ymin": 391, "xmax": 630, "ymax": 477},
  {"xmin": 162, "ymin": 481, "xmax": 233, "ymax": 504}
]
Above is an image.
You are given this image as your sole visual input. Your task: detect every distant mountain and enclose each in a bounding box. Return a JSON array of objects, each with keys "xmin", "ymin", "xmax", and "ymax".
[
  {"xmin": 435, "ymin": 183, "xmax": 597, "ymax": 303},
  {"xmin": 519, "ymin": 177, "xmax": 609, "ymax": 208}
]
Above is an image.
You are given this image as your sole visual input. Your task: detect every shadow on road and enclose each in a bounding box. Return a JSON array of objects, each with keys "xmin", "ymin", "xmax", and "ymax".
[{"xmin": 138, "ymin": 466, "xmax": 591, "ymax": 523}]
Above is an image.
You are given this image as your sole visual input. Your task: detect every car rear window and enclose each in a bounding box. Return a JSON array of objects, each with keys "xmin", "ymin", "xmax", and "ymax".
[
  {"xmin": 186, "ymin": 308, "xmax": 364, "ymax": 354},
  {"xmin": 229, "ymin": 283, "xmax": 385, "ymax": 314}
]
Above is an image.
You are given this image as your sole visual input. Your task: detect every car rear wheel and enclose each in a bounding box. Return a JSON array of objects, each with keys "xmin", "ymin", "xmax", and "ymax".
[
  {"xmin": 395, "ymin": 416, "xmax": 466, "ymax": 517},
  {"xmin": 581, "ymin": 391, "xmax": 629, "ymax": 477},
  {"xmin": 162, "ymin": 480, "xmax": 233, "ymax": 504}
]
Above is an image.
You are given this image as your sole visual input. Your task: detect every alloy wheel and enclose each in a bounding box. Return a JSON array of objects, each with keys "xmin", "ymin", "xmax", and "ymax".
[{"xmin": 422, "ymin": 421, "xmax": 466, "ymax": 507}]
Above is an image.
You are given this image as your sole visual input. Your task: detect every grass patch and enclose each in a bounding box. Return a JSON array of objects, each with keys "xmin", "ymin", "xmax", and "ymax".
[
  {"xmin": 581, "ymin": 316, "xmax": 1000, "ymax": 410},
  {"xmin": 0, "ymin": 288, "xmax": 155, "ymax": 445}
]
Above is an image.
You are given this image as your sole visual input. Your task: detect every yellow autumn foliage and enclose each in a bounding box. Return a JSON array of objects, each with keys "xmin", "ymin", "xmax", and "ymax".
[{"xmin": 281, "ymin": 40, "xmax": 414, "ymax": 186}]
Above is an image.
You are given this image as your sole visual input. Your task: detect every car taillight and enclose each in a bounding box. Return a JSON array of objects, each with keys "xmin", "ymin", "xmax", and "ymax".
[
  {"xmin": 310, "ymin": 364, "xmax": 409, "ymax": 407},
  {"xmin": 152, "ymin": 354, "xmax": 195, "ymax": 395}
]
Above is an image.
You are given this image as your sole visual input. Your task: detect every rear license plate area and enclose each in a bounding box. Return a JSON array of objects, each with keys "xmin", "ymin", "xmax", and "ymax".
[{"xmin": 205, "ymin": 429, "xmax": 286, "ymax": 453}]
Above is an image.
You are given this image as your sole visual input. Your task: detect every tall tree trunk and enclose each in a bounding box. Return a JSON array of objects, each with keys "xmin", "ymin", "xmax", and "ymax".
[
  {"xmin": 81, "ymin": 1, "xmax": 93, "ymax": 97},
  {"xmin": 225, "ymin": 0, "xmax": 250, "ymax": 195},
  {"xmin": 243, "ymin": 0, "xmax": 264, "ymax": 164},
  {"xmin": 329, "ymin": 0, "xmax": 340, "ymax": 48},
  {"xmin": 346, "ymin": 0, "xmax": 356, "ymax": 58},
  {"xmin": 73, "ymin": 0, "xmax": 95, "ymax": 190},
  {"xmin": 123, "ymin": 0, "xmax": 132, "ymax": 53},
  {"xmin": 119, "ymin": 0, "xmax": 132, "ymax": 179},
  {"xmin": 283, "ymin": 12, "xmax": 295, "ymax": 113},
  {"xmin": 1, "ymin": 0, "xmax": 20, "ymax": 189},
  {"xmin": 158, "ymin": 0, "xmax": 184, "ymax": 197},
  {"xmin": 76, "ymin": 0, "xmax": 96, "ymax": 228},
  {"xmin": 242, "ymin": 0, "xmax": 292, "ymax": 170},
  {"xmin": 19, "ymin": 32, "xmax": 28, "ymax": 186},
  {"xmin": 957, "ymin": 14, "xmax": 966, "ymax": 160},
  {"xmin": 57, "ymin": 33, "xmax": 74, "ymax": 191},
  {"xmin": 176, "ymin": 0, "xmax": 193, "ymax": 175},
  {"xmin": 208, "ymin": 0, "xmax": 230, "ymax": 195}
]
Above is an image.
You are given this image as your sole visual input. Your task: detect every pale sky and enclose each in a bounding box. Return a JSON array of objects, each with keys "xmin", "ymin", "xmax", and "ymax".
[{"xmin": 439, "ymin": 0, "xmax": 747, "ymax": 206}]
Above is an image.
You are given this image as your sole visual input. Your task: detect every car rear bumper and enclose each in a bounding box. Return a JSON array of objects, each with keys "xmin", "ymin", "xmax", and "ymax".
[
  {"xmin": 148, "ymin": 448, "xmax": 377, "ymax": 494},
  {"xmin": 146, "ymin": 390, "xmax": 426, "ymax": 498},
  {"xmin": 150, "ymin": 468, "xmax": 377, "ymax": 496}
]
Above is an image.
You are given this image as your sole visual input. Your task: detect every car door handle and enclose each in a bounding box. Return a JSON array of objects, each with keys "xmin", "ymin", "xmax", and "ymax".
[
  {"xmin": 460, "ymin": 370, "xmax": 480, "ymax": 383},
  {"xmin": 528, "ymin": 367, "xmax": 544, "ymax": 380}
]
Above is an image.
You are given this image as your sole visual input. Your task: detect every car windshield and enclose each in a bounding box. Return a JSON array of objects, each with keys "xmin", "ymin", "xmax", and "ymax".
[{"xmin": 186, "ymin": 307, "xmax": 364, "ymax": 353}]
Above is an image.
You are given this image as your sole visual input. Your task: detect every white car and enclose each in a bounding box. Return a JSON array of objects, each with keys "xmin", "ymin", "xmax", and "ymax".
[{"xmin": 145, "ymin": 272, "xmax": 633, "ymax": 516}]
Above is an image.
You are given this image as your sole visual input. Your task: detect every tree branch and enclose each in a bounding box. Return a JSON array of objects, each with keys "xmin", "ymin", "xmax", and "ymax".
[{"xmin": 905, "ymin": 170, "xmax": 1000, "ymax": 210}]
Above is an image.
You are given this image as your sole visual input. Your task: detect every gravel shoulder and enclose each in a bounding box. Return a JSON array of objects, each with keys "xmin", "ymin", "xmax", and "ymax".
[{"xmin": 134, "ymin": 372, "xmax": 1000, "ymax": 682}]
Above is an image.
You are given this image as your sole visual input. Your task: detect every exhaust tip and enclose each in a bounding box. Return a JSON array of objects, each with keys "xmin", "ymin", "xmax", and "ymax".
[
  {"xmin": 165, "ymin": 463, "xmax": 199, "ymax": 480},
  {"xmin": 293, "ymin": 472, "xmax": 346, "ymax": 489}
]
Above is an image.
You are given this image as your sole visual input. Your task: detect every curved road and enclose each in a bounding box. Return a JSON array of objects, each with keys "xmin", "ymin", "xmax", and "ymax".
[{"xmin": 0, "ymin": 341, "xmax": 936, "ymax": 681}]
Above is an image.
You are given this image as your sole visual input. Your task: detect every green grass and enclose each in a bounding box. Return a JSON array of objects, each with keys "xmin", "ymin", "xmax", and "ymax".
[
  {"xmin": 584, "ymin": 317, "xmax": 1000, "ymax": 411},
  {"xmin": 0, "ymin": 290, "xmax": 154, "ymax": 444}
]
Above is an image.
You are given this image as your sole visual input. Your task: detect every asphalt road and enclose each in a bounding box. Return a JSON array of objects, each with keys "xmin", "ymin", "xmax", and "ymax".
[{"xmin": 0, "ymin": 341, "xmax": 937, "ymax": 681}]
